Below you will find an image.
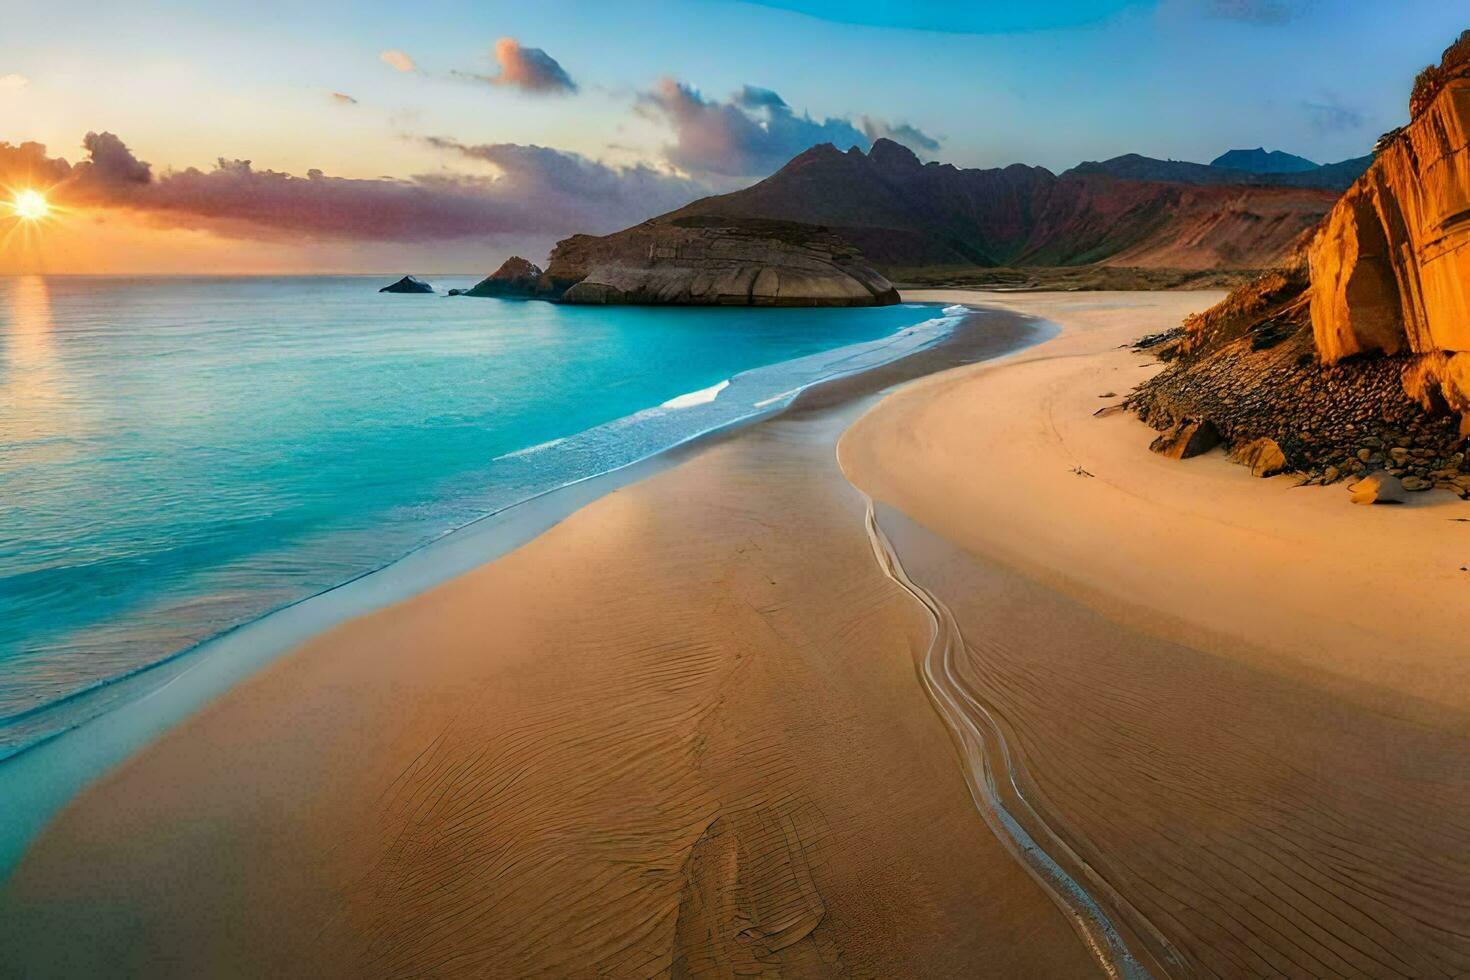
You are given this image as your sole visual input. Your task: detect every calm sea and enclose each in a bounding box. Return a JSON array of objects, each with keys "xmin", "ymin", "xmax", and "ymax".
[{"xmin": 0, "ymin": 275, "xmax": 958, "ymax": 760}]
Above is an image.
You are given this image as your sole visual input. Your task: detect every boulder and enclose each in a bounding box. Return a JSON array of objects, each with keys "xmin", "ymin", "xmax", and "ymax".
[
  {"xmin": 1149, "ymin": 419, "xmax": 1222, "ymax": 459},
  {"xmin": 1230, "ymin": 437, "xmax": 1289, "ymax": 477},
  {"xmin": 1347, "ymin": 472, "xmax": 1406, "ymax": 505},
  {"xmin": 379, "ymin": 275, "xmax": 435, "ymax": 294}
]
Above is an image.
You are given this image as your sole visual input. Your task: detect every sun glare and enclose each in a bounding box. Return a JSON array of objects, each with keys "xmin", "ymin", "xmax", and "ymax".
[{"xmin": 11, "ymin": 190, "xmax": 50, "ymax": 221}]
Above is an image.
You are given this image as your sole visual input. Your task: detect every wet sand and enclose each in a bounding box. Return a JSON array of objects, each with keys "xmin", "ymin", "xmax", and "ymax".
[
  {"xmin": 0, "ymin": 311, "xmax": 1102, "ymax": 977},
  {"xmin": 841, "ymin": 290, "xmax": 1470, "ymax": 976}
]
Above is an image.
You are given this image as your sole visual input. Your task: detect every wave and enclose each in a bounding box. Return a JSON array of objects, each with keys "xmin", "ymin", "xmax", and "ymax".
[
  {"xmin": 492, "ymin": 436, "xmax": 568, "ymax": 461},
  {"xmin": 661, "ymin": 379, "xmax": 730, "ymax": 409}
]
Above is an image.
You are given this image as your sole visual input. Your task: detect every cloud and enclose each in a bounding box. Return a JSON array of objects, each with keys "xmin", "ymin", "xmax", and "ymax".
[
  {"xmin": 860, "ymin": 117, "xmax": 941, "ymax": 156},
  {"xmin": 79, "ymin": 131, "xmax": 152, "ymax": 184},
  {"xmin": 734, "ymin": 86, "xmax": 788, "ymax": 111},
  {"xmin": 379, "ymin": 49, "xmax": 417, "ymax": 73},
  {"xmin": 1302, "ymin": 97, "xmax": 1365, "ymax": 134},
  {"xmin": 638, "ymin": 78, "xmax": 871, "ymax": 177},
  {"xmin": 471, "ymin": 37, "xmax": 577, "ymax": 95},
  {"xmin": 330, "ymin": 92, "xmax": 359, "ymax": 106},
  {"xmin": 1, "ymin": 131, "xmax": 710, "ymax": 244},
  {"xmin": 0, "ymin": 140, "xmax": 73, "ymax": 188},
  {"xmin": 0, "ymin": 74, "xmax": 28, "ymax": 90}
]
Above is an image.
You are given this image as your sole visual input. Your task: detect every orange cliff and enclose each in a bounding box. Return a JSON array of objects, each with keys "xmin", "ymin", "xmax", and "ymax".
[{"xmin": 1308, "ymin": 31, "xmax": 1470, "ymax": 421}]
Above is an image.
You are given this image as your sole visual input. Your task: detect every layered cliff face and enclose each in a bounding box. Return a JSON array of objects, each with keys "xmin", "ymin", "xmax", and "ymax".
[
  {"xmin": 507, "ymin": 216, "xmax": 898, "ymax": 307},
  {"xmin": 1308, "ymin": 33, "xmax": 1470, "ymax": 417}
]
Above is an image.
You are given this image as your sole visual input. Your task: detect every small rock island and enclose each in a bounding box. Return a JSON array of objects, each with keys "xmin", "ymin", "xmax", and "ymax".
[{"xmin": 379, "ymin": 276, "xmax": 436, "ymax": 294}]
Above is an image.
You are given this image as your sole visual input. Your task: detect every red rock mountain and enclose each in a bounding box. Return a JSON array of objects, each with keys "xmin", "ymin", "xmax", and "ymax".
[{"xmin": 668, "ymin": 138, "xmax": 1341, "ymax": 271}]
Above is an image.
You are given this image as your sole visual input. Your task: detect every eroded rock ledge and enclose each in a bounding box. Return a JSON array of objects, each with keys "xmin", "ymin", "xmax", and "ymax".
[{"xmin": 463, "ymin": 217, "xmax": 899, "ymax": 308}]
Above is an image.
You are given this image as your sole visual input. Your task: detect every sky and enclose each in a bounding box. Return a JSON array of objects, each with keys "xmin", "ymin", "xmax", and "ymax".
[{"xmin": 0, "ymin": 0, "xmax": 1464, "ymax": 274}]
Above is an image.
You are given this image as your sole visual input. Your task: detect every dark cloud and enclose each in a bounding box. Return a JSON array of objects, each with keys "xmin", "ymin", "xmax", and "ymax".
[
  {"xmin": 638, "ymin": 78, "xmax": 870, "ymax": 177},
  {"xmin": 457, "ymin": 38, "xmax": 577, "ymax": 95},
  {"xmin": 79, "ymin": 132, "xmax": 151, "ymax": 184},
  {"xmin": 860, "ymin": 116, "xmax": 941, "ymax": 156},
  {"xmin": 734, "ymin": 86, "xmax": 789, "ymax": 111},
  {"xmin": 1303, "ymin": 98, "xmax": 1365, "ymax": 133},
  {"xmin": 2, "ymin": 132, "xmax": 709, "ymax": 243}
]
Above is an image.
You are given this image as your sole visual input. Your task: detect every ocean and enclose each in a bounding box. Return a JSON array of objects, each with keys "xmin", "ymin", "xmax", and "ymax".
[{"xmin": 0, "ymin": 274, "xmax": 962, "ymax": 762}]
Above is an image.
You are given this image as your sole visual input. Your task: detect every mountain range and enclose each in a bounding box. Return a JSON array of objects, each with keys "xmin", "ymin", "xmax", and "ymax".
[
  {"xmin": 666, "ymin": 139, "xmax": 1350, "ymax": 271},
  {"xmin": 471, "ymin": 138, "xmax": 1371, "ymax": 304}
]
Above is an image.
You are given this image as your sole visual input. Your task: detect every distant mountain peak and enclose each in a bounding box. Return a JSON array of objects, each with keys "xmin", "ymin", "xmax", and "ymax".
[
  {"xmin": 868, "ymin": 137, "xmax": 922, "ymax": 169},
  {"xmin": 1210, "ymin": 148, "xmax": 1320, "ymax": 174}
]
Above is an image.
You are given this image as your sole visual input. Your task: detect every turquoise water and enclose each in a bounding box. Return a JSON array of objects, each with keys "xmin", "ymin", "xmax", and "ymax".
[{"xmin": 0, "ymin": 275, "xmax": 952, "ymax": 760}]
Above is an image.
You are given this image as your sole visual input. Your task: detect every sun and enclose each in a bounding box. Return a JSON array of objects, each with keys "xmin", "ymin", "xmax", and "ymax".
[{"xmin": 11, "ymin": 189, "xmax": 50, "ymax": 221}]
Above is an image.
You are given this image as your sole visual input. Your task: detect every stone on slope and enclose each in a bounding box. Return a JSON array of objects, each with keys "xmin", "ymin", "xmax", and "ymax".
[
  {"xmin": 1347, "ymin": 472, "xmax": 1407, "ymax": 505},
  {"xmin": 1230, "ymin": 437, "xmax": 1289, "ymax": 478},
  {"xmin": 1149, "ymin": 419, "xmax": 1222, "ymax": 459}
]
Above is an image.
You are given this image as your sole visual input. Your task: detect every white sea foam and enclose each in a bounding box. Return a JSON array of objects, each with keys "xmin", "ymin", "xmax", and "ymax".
[
  {"xmin": 661, "ymin": 379, "xmax": 729, "ymax": 409},
  {"xmin": 493, "ymin": 436, "xmax": 567, "ymax": 461}
]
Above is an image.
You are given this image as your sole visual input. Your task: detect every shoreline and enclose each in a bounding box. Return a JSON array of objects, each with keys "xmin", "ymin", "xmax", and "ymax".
[
  {"xmin": 0, "ymin": 302, "xmax": 1038, "ymax": 881},
  {"xmin": 1, "ymin": 300, "xmax": 1101, "ymax": 976}
]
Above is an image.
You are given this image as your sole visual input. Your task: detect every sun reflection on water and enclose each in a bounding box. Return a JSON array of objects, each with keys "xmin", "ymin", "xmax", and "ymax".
[{"xmin": 1, "ymin": 275, "xmax": 75, "ymax": 456}]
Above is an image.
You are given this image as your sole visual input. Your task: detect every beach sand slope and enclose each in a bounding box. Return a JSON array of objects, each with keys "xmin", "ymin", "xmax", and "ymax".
[
  {"xmin": 841, "ymin": 290, "xmax": 1470, "ymax": 976},
  {"xmin": 0, "ymin": 316, "xmax": 1098, "ymax": 977}
]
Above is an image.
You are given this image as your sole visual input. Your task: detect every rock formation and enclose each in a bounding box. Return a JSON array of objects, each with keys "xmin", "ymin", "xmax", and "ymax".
[
  {"xmin": 459, "ymin": 217, "xmax": 899, "ymax": 307},
  {"xmin": 379, "ymin": 275, "xmax": 435, "ymax": 294},
  {"xmin": 464, "ymin": 257, "xmax": 547, "ymax": 298},
  {"xmin": 1308, "ymin": 31, "xmax": 1470, "ymax": 416},
  {"xmin": 543, "ymin": 217, "xmax": 898, "ymax": 307},
  {"xmin": 1130, "ymin": 31, "xmax": 1470, "ymax": 499}
]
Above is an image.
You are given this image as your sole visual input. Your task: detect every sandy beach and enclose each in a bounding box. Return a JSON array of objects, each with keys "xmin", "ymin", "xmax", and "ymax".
[
  {"xmin": 6, "ymin": 290, "xmax": 1470, "ymax": 976},
  {"xmin": 842, "ymin": 290, "xmax": 1470, "ymax": 975},
  {"xmin": 0, "ymin": 310, "xmax": 1100, "ymax": 977}
]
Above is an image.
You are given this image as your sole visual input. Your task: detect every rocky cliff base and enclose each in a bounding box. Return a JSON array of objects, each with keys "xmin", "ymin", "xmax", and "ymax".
[{"xmin": 1129, "ymin": 319, "xmax": 1470, "ymax": 497}]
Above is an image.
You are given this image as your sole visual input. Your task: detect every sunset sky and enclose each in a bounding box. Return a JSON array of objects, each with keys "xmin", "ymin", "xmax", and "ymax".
[{"xmin": 1, "ymin": 0, "xmax": 1464, "ymax": 274}]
